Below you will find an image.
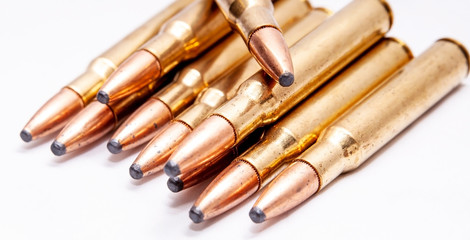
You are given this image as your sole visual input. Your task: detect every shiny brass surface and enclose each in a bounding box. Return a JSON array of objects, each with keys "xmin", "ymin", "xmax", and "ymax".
[
  {"xmin": 187, "ymin": 37, "xmax": 412, "ymax": 221},
  {"xmin": 240, "ymin": 38, "xmax": 413, "ymax": 188},
  {"xmin": 21, "ymin": 0, "xmax": 190, "ymax": 141},
  {"xmin": 213, "ymin": 0, "xmax": 392, "ymax": 143},
  {"xmin": 254, "ymin": 39, "xmax": 469, "ymax": 221},
  {"xmin": 22, "ymin": 88, "xmax": 84, "ymax": 141},
  {"xmin": 215, "ymin": 0, "xmax": 279, "ymax": 41},
  {"xmin": 178, "ymin": 8, "xmax": 330, "ymax": 128},
  {"xmin": 155, "ymin": 0, "xmax": 313, "ymax": 116},
  {"xmin": 68, "ymin": 0, "xmax": 193, "ymax": 102}
]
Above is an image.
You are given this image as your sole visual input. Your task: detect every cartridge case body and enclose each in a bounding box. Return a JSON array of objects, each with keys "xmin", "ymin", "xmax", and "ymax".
[
  {"xmin": 303, "ymin": 39, "xmax": 469, "ymax": 190},
  {"xmin": 213, "ymin": 0, "xmax": 393, "ymax": 143},
  {"xmin": 239, "ymin": 38, "xmax": 412, "ymax": 188}
]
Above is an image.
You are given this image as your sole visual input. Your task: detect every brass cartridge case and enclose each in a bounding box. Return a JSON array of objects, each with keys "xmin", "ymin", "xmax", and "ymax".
[
  {"xmin": 304, "ymin": 39, "xmax": 469, "ymax": 190},
  {"xmin": 252, "ymin": 39, "xmax": 469, "ymax": 221},
  {"xmin": 70, "ymin": 0, "xmax": 193, "ymax": 103},
  {"xmin": 213, "ymin": 0, "xmax": 392, "ymax": 144},
  {"xmin": 155, "ymin": 0, "xmax": 313, "ymax": 116},
  {"xmin": 178, "ymin": 8, "xmax": 330, "ymax": 128},
  {"xmin": 215, "ymin": 0, "xmax": 278, "ymax": 42},
  {"xmin": 239, "ymin": 38, "xmax": 412, "ymax": 188}
]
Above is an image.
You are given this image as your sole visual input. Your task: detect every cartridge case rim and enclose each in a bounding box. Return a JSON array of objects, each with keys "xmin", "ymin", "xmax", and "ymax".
[
  {"xmin": 438, "ymin": 38, "xmax": 470, "ymax": 76},
  {"xmin": 386, "ymin": 37, "xmax": 414, "ymax": 59},
  {"xmin": 378, "ymin": 0, "xmax": 394, "ymax": 29}
]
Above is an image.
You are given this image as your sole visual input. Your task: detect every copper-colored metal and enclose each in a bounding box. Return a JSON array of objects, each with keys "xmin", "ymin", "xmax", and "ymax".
[
  {"xmin": 21, "ymin": 88, "xmax": 84, "ymax": 142},
  {"xmin": 98, "ymin": 50, "xmax": 161, "ymax": 103},
  {"xmin": 132, "ymin": 121, "xmax": 192, "ymax": 178},
  {"xmin": 20, "ymin": 0, "xmax": 191, "ymax": 142},
  {"xmin": 52, "ymin": 101, "xmax": 116, "ymax": 155},
  {"xmin": 164, "ymin": 115, "xmax": 236, "ymax": 177},
  {"xmin": 186, "ymin": 38, "xmax": 413, "ymax": 221},
  {"xmin": 52, "ymin": 79, "xmax": 163, "ymax": 156},
  {"xmin": 99, "ymin": 0, "xmax": 233, "ymax": 103},
  {"xmin": 252, "ymin": 39, "xmax": 469, "ymax": 222},
  {"xmin": 105, "ymin": 0, "xmax": 314, "ymax": 152},
  {"xmin": 213, "ymin": 0, "xmax": 392, "ymax": 144},
  {"xmin": 214, "ymin": 0, "xmax": 294, "ymax": 85},
  {"xmin": 248, "ymin": 27, "xmax": 294, "ymax": 86},
  {"xmin": 191, "ymin": 161, "xmax": 259, "ymax": 221},
  {"xmin": 251, "ymin": 161, "xmax": 319, "ymax": 223},
  {"xmin": 108, "ymin": 98, "xmax": 172, "ymax": 153}
]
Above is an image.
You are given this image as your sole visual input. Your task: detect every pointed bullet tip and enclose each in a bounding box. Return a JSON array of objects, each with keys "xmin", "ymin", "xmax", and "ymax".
[
  {"xmin": 167, "ymin": 176, "xmax": 184, "ymax": 192},
  {"xmin": 129, "ymin": 164, "xmax": 143, "ymax": 179},
  {"xmin": 107, "ymin": 139, "xmax": 122, "ymax": 154},
  {"xmin": 20, "ymin": 129, "xmax": 32, "ymax": 142},
  {"xmin": 96, "ymin": 91, "xmax": 109, "ymax": 104},
  {"xmin": 189, "ymin": 206, "xmax": 204, "ymax": 223},
  {"xmin": 279, "ymin": 72, "xmax": 294, "ymax": 87},
  {"xmin": 51, "ymin": 141, "xmax": 66, "ymax": 156},
  {"xmin": 249, "ymin": 207, "xmax": 266, "ymax": 223},
  {"xmin": 164, "ymin": 160, "xmax": 181, "ymax": 177}
]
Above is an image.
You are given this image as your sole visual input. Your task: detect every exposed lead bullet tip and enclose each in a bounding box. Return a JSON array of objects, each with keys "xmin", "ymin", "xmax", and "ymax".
[
  {"xmin": 279, "ymin": 72, "xmax": 294, "ymax": 87},
  {"xmin": 189, "ymin": 206, "xmax": 204, "ymax": 223},
  {"xmin": 129, "ymin": 164, "xmax": 143, "ymax": 180},
  {"xmin": 96, "ymin": 90, "xmax": 110, "ymax": 104},
  {"xmin": 249, "ymin": 207, "xmax": 266, "ymax": 223},
  {"xmin": 51, "ymin": 140, "xmax": 66, "ymax": 156},
  {"xmin": 167, "ymin": 176, "xmax": 184, "ymax": 193},
  {"xmin": 164, "ymin": 160, "xmax": 181, "ymax": 177},
  {"xmin": 20, "ymin": 129, "xmax": 32, "ymax": 142},
  {"xmin": 107, "ymin": 139, "xmax": 122, "ymax": 154}
]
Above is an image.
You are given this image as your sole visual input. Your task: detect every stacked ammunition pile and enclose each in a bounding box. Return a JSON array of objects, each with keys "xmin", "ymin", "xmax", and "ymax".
[{"xmin": 20, "ymin": 0, "xmax": 469, "ymax": 224}]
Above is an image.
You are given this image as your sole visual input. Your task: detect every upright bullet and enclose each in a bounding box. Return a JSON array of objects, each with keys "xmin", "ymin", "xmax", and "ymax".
[
  {"xmin": 107, "ymin": 0, "xmax": 314, "ymax": 154},
  {"xmin": 20, "ymin": 0, "xmax": 192, "ymax": 142},
  {"xmin": 129, "ymin": 8, "xmax": 330, "ymax": 180},
  {"xmin": 250, "ymin": 39, "xmax": 469, "ymax": 223},
  {"xmin": 165, "ymin": 0, "xmax": 392, "ymax": 184},
  {"xmin": 97, "ymin": 0, "xmax": 232, "ymax": 104},
  {"xmin": 215, "ymin": 0, "xmax": 294, "ymax": 86},
  {"xmin": 50, "ymin": 77, "xmax": 165, "ymax": 156},
  {"xmin": 190, "ymin": 38, "xmax": 413, "ymax": 222}
]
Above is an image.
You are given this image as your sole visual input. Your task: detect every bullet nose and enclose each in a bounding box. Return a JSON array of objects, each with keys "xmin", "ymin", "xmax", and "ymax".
[
  {"xmin": 189, "ymin": 206, "xmax": 204, "ymax": 223},
  {"xmin": 167, "ymin": 176, "xmax": 184, "ymax": 193},
  {"xmin": 249, "ymin": 207, "xmax": 266, "ymax": 223},
  {"xmin": 107, "ymin": 139, "xmax": 122, "ymax": 154},
  {"xmin": 129, "ymin": 164, "xmax": 143, "ymax": 180},
  {"xmin": 96, "ymin": 90, "xmax": 110, "ymax": 104},
  {"xmin": 51, "ymin": 141, "xmax": 66, "ymax": 156},
  {"xmin": 164, "ymin": 160, "xmax": 181, "ymax": 177},
  {"xmin": 20, "ymin": 129, "xmax": 32, "ymax": 142},
  {"xmin": 279, "ymin": 72, "xmax": 294, "ymax": 87}
]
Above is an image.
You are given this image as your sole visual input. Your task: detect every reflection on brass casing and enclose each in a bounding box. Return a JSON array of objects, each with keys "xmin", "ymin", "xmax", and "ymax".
[
  {"xmin": 213, "ymin": 0, "xmax": 392, "ymax": 143},
  {"xmin": 154, "ymin": 0, "xmax": 314, "ymax": 116},
  {"xmin": 301, "ymin": 39, "xmax": 469, "ymax": 190},
  {"xmin": 239, "ymin": 38, "xmax": 413, "ymax": 188},
  {"xmin": 142, "ymin": 0, "xmax": 231, "ymax": 77},
  {"xmin": 67, "ymin": 0, "xmax": 193, "ymax": 103},
  {"xmin": 177, "ymin": 8, "xmax": 330, "ymax": 128},
  {"xmin": 215, "ymin": 0, "xmax": 279, "ymax": 41}
]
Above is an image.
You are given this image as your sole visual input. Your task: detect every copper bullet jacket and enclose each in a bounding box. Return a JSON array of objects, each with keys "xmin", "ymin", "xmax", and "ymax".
[
  {"xmin": 214, "ymin": 0, "xmax": 392, "ymax": 143},
  {"xmin": 164, "ymin": 8, "xmax": 331, "ymax": 179},
  {"xmin": 191, "ymin": 37, "xmax": 413, "ymax": 222},
  {"xmin": 52, "ymin": 80, "xmax": 162, "ymax": 156},
  {"xmin": 109, "ymin": 0, "xmax": 314, "ymax": 152},
  {"xmin": 21, "ymin": 0, "xmax": 192, "ymax": 141},
  {"xmin": 254, "ymin": 39, "xmax": 469, "ymax": 222}
]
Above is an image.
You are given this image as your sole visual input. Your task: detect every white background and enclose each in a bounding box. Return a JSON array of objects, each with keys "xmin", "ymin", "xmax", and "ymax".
[{"xmin": 1, "ymin": 0, "xmax": 469, "ymax": 239}]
